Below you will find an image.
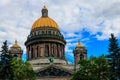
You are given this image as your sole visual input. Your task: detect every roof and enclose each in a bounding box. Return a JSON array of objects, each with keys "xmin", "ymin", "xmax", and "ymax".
[
  {"xmin": 31, "ymin": 6, "xmax": 59, "ymax": 30},
  {"xmin": 33, "ymin": 64, "xmax": 74, "ymax": 74},
  {"xmin": 11, "ymin": 40, "xmax": 21, "ymax": 48},
  {"xmin": 32, "ymin": 17, "xmax": 59, "ymax": 30},
  {"xmin": 76, "ymin": 40, "xmax": 83, "ymax": 48}
]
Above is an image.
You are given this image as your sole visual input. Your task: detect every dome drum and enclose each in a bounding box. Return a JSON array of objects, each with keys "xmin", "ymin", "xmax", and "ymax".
[
  {"xmin": 30, "ymin": 27, "xmax": 63, "ymax": 39},
  {"xmin": 25, "ymin": 41, "xmax": 65, "ymax": 60},
  {"xmin": 31, "ymin": 27, "xmax": 60, "ymax": 35}
]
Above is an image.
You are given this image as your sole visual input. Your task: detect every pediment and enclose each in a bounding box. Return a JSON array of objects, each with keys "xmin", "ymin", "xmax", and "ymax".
[{"xmin": 36, "ymin": 65, "xmax": 72, "ymax": 77}]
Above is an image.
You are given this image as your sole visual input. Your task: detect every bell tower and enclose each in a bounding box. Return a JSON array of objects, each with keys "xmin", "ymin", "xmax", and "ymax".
[
  {"xmin": 73, "ymin": 40, "xmax": 87, "ymax": 70},
  {"xmin": 10, "ymin": 40, "xmax": 23, "ymax": 59}
]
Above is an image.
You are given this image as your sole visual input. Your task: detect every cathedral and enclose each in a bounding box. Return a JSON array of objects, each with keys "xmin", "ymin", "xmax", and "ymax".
[{"xmin": 10, "ymin": 6, "xmax": 87, "ymax": 80}]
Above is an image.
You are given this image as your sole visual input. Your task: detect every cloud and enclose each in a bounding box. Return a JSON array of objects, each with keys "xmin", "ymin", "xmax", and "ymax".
[
  {"xmin": 0, "ymin": 0, "xmax": 120, "ymax": 55},
  {"xmin": 0, "ymin": 0, "xmax": 11, "ymax": 7}
]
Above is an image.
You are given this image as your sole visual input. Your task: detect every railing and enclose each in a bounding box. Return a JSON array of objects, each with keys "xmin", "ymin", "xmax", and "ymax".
[{"xmin": 27, "ymin": 34, "xmax": 64, "ymax": 41}]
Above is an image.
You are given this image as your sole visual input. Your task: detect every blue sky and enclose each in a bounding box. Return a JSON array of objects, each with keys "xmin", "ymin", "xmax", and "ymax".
[{"xmin": 0, "ymin": 0, "xmax": 120, "ymax": 64}]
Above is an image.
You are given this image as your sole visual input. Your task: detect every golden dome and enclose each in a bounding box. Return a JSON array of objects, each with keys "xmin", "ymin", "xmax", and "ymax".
[
  {"xmin": 76, "ymin": 40, "xmax": 83, "ymax": 48},
  {"xmin": 31, "ymin": 6, "xmax": 59, "ymax": 30},
  {"xmin": 32, "ymin": 17, "xmax": 59, "ymax": 30},
  {"xmin": 11, "ymin": 40, "xmax": 20, "ymax": 48}
]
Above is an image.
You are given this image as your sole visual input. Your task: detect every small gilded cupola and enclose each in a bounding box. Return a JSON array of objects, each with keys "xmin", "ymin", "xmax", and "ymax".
[
  {"xmin": 10, "ymin": 40, "xmax": 23, "ymax": 59},
  {"xmin": 11, "ymin": 40, "xmax": 20, "ymax": 48},
  {"xmin": 41, "ymin": 5, "xmax": 48, "ymax": 17},
  {"xmin": 76, "ymin": 40, "xmax": 83, "ymax": 48}
]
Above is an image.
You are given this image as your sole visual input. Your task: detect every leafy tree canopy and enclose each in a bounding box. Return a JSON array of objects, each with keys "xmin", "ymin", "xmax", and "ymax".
[
  {"xmin": 0, "ymin": 40, "xmax": 36, "ymax": 80},
  {"xmin": 72, "ymin": 56, "xmax": 110, "ymax": 80}
]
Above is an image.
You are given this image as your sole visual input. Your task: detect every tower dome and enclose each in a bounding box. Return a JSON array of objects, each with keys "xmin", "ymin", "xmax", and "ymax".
[
  {"xmin": 76, "ymin": 40, "xmax": 83, "ymax": 48},
  {"xmin": 11, "ymin": 40, "xmax": 20, "ymax": 48},
  {"xmin": 31, "ymin": 6, "xmax": 59, "ymax": 30}
]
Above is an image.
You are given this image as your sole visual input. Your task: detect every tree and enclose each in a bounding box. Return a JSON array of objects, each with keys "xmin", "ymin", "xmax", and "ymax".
[
  {"xmin": 0, "ymin": 40, "xmax": 36, "ymax": 80},
  {"xmin": 107, "ymin": 33, "xmax": 120, "ymax": 80},
  {"xmin": 11, "ymin": 58, "xmax": 36, "ymax": 80},
  {"xmin": 0, "ymin": 40, "xmax": 14, "ymax": 79},
  {"xmin": 72, "ymin": 56, "xmax": 110, "ymax": 80}
]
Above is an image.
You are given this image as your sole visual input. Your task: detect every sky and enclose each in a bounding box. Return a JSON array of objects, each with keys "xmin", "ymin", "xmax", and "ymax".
[{"xmin": 0, "ymin": 0, "xmax": 120, "ymax": 64}]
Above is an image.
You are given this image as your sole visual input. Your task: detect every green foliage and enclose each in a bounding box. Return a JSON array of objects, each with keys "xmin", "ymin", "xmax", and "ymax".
[
  {"xmin": 0, "ymin": 40, "xmax": 36, "ymax": 80},
  {"xmin": 0, "ymin": 40, "xmax": 14, "ymax": 79},
  {"xmin": 107, "ymin": 33, "xmax": 120, "ymax": 79},
  {"xmin": 108, "ymin": 34, "xmax": 120, "ymax": 55},
  {"xmin": 11, "ymin": 58, "xmax": 36, "ymax": 80},
  {"xmin": 72, "ymin": 56, "xmax": 110, "ymax": 80}
]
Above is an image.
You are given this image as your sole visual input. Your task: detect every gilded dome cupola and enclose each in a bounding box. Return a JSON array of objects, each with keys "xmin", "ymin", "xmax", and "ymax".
[
  {"xmin": 11, "ymin": 40, "xmax": 20, "ymax": 48},
  {"xmin": 76, "ymin": 40, "xmax": 83, "ymax": 48},
  {"xmin": 31, "ymin": 6, "xmax": 59, "ymax": 30},
  {"xmin": 25, "ymin": 6, "xmax": 66, "ymax": 61}
]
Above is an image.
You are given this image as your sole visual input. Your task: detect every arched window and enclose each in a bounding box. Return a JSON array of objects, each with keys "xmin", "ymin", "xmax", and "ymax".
[
  {"xmin": 37, "ymin": 46, "xmax": 39, "ymax": 57},
  {"xmin": 31, "ymin": 48, "xmax": 33, "ymax": 58},
  {"xmin": 42, "ymin": 31, "xmax": 44, "ymax": 34},
  {"xmin": 53, "ymin": 31, "xmax": 55, "ymax": 34},
  {"xmin": 80, "ymin": 54, "xmax": 84, "ymax": 60},
  {"xmin": 38, "ymin": 31, "xmax": 40, "ymax": 35},
  {"xmin": 52, "ymin": 44, "xmax": 54, "ymax": 56},
  {"xmin": 57, "ymin": 45, "xmax": 59, "ymax": 57},
  {"xmin": 45, "ymin": 45, "xmax": 49, "ymax": 57},
  {"xmin": 34, "ymin": 32, "xmax": 36, "ymax": 35},
  {"xmin": 48, "ymin": 31, "xmax": 51, "ymax": 34}
]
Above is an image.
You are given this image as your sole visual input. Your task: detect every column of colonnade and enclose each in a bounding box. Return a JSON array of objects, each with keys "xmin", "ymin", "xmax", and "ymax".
[
  {"xmin": 26, "ymin": 42, "xmax": 65, "ymax": 60},
  {"xmin": 34, "ymin": 44, "xmax": 37, "ymax": 58},
  {"xmin": 38, "ymin": 44, "xmax": 40, "ymax": 57},
  {"xmin": 61, "ymin": 45, "xmax": 63, "ymax": 58},
  {"xmin": 33, "ymin": 44, "xmax": 35, "ymax": 59}
]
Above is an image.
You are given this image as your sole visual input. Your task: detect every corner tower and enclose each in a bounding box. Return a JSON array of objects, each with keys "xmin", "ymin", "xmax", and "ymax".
[
  {"xmin": 10, "ymin": 40, "xmax": 23, "ymax": 59},
  {"xmin": 73, "ymin": 40, "xmax": 87, "ymax": 70},
  {"xmin": 25, "ymin": 6, "xmax": 66, "ymax": 62}
]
